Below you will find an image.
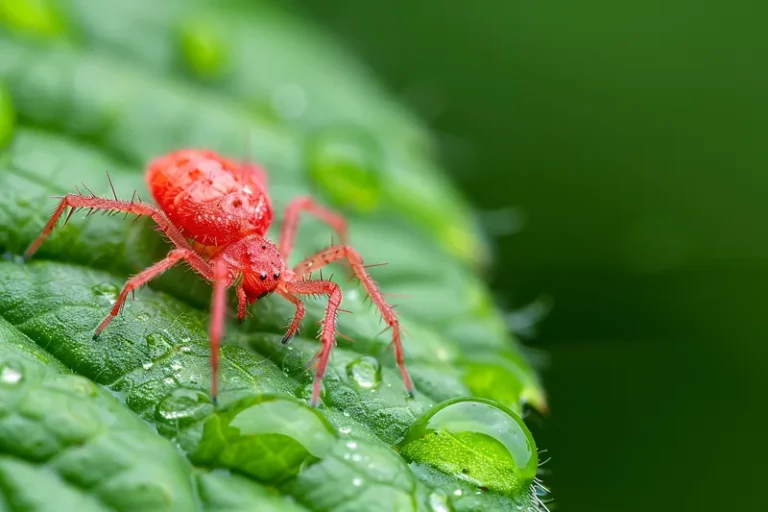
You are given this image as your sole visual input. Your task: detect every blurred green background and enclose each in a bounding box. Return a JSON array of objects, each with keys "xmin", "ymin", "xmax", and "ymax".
[{"xmin": 295, "ymin": 0, "xmax": 768, "ymax": 510}]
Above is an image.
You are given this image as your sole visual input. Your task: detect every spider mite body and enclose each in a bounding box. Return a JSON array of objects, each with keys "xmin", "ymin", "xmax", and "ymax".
[{"xmin": 25, "ymin": 149, "xmax": 414, "ymax": 406}]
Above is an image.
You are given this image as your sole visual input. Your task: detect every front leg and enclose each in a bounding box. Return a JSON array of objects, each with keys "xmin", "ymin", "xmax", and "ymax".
[
  {"xmin": 293, "ymin": 246, "xmax": 414, "ymax": 399},
  {"xmin": 278, "ymin": 196, "xmax": 349, "ymax": 261},
  {"xmin": 284, "ymin": 279, "xmax": 342, "ymax": 407}
]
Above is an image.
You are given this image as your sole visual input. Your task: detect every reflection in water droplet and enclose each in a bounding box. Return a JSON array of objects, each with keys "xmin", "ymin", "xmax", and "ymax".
[
  {"xmin": 91, "ymin": 283, "xmax": 119, "ymax": 305},
  {"xmin": 193, "ymin": 394, "xmax": 337, "ymax": 483},
  {"xmin": 346, "ymin": 356, "xmax": 381, "ymax": 389},
  {"xmin": 156, "ymin": 388, "xmax": 209, "ymax": 422},
  {"xmin": 0, "ymin": 362, "xmax": 23, "ymax": 385},
  {"xmin": 306, "ymin": 127, "xmax": 383, "ymax": 211},
  {"xmin": 398, "ymin": 397, "xmax": 537, "ymax": 498}
]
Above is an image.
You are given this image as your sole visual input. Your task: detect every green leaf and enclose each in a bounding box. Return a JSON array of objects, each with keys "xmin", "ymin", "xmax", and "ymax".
[{"xmin": 0, "ymin": 1, "xmax": 549, "ymax": 510}]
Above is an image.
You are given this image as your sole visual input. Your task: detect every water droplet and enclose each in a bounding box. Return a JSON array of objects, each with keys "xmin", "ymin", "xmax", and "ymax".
[
  {"xmin": 338, "ymin": 426, "xmax": 352, "ymax": 435},
  {"xmin": 428, "ymin": 491, "xmax": 452, "ymax": 512},
  {"xmin": 0, "ymin": 362, "xmax": 23, "ymax": 385},
  {"xmin": 398, "ymin": 397, "xmax": 537, "ymax": 497},
  {"xmin": 346, "ymin": 356, "xmax": 381, "ymax": 389},
  {"xmin": 179, "ymin": 345, "xmax": 193, "ymax": 353},
  {"xmin": 145, "ymin": 333, "xmax": 173, "ymax": 359},
  {"xmin": 163, "ymin": 377, "xmax": 175, "ymax": 385},
  {"xmin": 351, "ymin": 453, "xmax": 363, "ymax": 462},
  {"xmin": 155, "ymin": 388, "xmax": 209, "ymax": 422},
  {"xmin": 90, "ymin": 283, "xmax": 119, "ymax": 304},
  {"xmin": 170, "ymin": 361, "xmax": 183, "ymax": 371},
  {"xmin": 343, "ymin": 410, "xmax": 351, "ymax": 417},
  {"xmin": 142, "ymin": 361, "xmax": 154, "ymax": 370},
  {"xmin": 352, "ymin": 477, "xmax": 362, "ymax": 487},
  {"xmin": 453, "ymin": 489, "xmax": 462, "ymax": 497},
  {"xmin": 193, "ymin": 394, "xmax": 337, "ymax": 483},
  {"xmin": 346, "ymin": 441, "xmax": 358, "ymax": 449},
  {"xmin": 135, "ymin": 312, "xmax": 151, "ymax": 322},
  {"xmin": 306, "ymin": 127, "xmax": 383, "ymax": 211}
]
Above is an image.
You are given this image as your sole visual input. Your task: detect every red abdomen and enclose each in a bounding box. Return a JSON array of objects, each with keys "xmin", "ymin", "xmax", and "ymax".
[{"xmin": 146, "ymin": 149, "xmax": 273, "ymax": 245}]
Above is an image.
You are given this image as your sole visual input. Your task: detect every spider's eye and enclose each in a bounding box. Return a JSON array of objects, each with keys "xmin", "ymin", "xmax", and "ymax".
[
  {"xmin": 259, "ymin": 272, "xmax": 268, "ymax": 281},
  {"xmin": 273, "ymin": 272, "xmax": 281, "ymax": 280}
]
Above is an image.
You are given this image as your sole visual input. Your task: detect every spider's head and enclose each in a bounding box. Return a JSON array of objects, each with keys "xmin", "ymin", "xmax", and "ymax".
[{"xmin": 238, "ymin": 237, "xmax": 285, "ymax": 301}]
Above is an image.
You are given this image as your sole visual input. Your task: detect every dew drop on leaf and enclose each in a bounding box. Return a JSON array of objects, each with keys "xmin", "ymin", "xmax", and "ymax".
[
  {"xmin": 346, "ymin": 356, "xmax": 381, "ymax": 389},
  {"xmin": 428, "ymin": 491, "xmax": 453, "ymax": 512},
  {"xmin": 0, "ymin": 361, "xmax": 23, "ymax": 385},
  {"xmin": 155, "ymin": 388, "xmax": 210, "ymax": 422},
  {"xmin": 397, "ymin": 397, "xmax": 537, "ymax": 498},
  {"xmin": 192, "ymin": 394, "xmax": 337, "ymax": 483}
]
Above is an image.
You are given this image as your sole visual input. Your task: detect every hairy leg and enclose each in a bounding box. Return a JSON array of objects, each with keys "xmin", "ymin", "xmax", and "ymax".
[
  {"xmin": 293, "ymin": 246, "xmax": 414, "ymax": 398},
  {"xmin": 94, "ymin": 248, "xmax": 209, "ymax": 337},
  {"xmin": 209, "ymin": 259, "xmax": 231, "ymax": 406},
  {"xmin": 236, "ymin": 285, "xmax": 248, "ymax": 323},
  {"xmin": 25, "ymin": 194, "xmax": 200, "ymax": 267},
  {"xmin": 277, "ymin": 289, "xmax": 305, "ymax": 344},
  {"xmin": 278, "ymin": 196, "xmax": 349, "ymax": 261},
  {"xmin": 285, "ymin": 279, "xmax": 342, "ymax": 407}
]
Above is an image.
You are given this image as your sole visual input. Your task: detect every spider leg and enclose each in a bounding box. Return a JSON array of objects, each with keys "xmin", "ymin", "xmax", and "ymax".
[
  {"xmin": 284, "ymin": 279, "xmax": 342, "ymax": 407},
  {"xmin": 277, "ymin": 289, "xmax": 306, "ymax": 344},
  {"xmin": 236, "ymin": 284, "xmax": 248, "ymax": 323},
  {"xmin": 292, "ymin": 246, "xmax": 414, "ymax": 399},
  {"xmin": 24, "ymin": 193, "xmax": 199, "ymax": 262},
  {"xmin": 209, "ymin": 259, "xmax": 231, "ymax": 406},
  {"xmin": 93, "ymin": 248, "xmax": 210, "ymax": 338},
  {"xmin": 278, "ymin": 196, "xmax": 349, "ymax": 261}
]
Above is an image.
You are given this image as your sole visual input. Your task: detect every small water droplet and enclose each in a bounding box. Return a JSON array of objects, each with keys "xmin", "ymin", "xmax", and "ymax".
[
  {"xmin": 338, "ymin": 426, "xmax": 352, "ymax": 435},
  {"xmin": 346, "ymin": 441, "xmax": 358, "ymax": 449},
  {"xmin": 179, "ymin": 345, "xmax": 192, "ymax": 353},
  {"xmin": 170, "ymin": 361, "xmax": 183, "ymax": 371},
  {"xmin": 453, "ymin": 489, "xmax": 462, "ymax": 497},
  {"xmin": 192, "ymin": 395, "xmax": 337, "ymax": 483},
  {"xmin": 352, "ymin": 477, "xmax": 362, "ymax": 487},
  {"xmin": 428, "ymin": 491, "xmax": 452, "ymax": 512},
  {"xmin": 460, "ymin": 354, "xmax": 547, "ymax": 414},
  {"xmin": 135, "ymin": 312, "xmax": 151, "ymax": 322},
  {"xmin": 156, "ymin": 388, "xmax": 209, "ymax": 422},
  {"xmin": 0, "ymin": 363, "xmax": 23, "ymax": 385},
  {"xmin": 91, "ymin": 283, "xmax": 119, "ymax": 304},
  {"xmin": 398, "ymin": 397, "xmax": 538, "ymax": 497},
  {"xmin": 306, "ymin": 127, "xmax": 383, "ymax": 211},
  {"xmin": 343, "ymin": 410, "xmax": 351, "ymax": 417},
  {"xmin": 163, "ymin": 377, "xmax": 174, "ymax": 385},
  {"xmin": 346, "ymin": 356, "xmax": 381, "ymax": 389},
  {"xmin": 351, "ymin": 453, "xmax": 363, "ymax": 462},
  {"xmin": 142, "ymin": 361, "xmax": 154, "ymax": 370}
]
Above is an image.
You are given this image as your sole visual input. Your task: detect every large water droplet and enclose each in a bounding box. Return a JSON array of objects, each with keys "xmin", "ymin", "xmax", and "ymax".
[
  {"xmin": 155, "ymin": 388, "xmax": 210, "ymax": 423},
  {"xmin": 90, "ymin": 283, "xmax": 119, "ymax": 304},
  {"xmin": 346, "ymin": 356, "xmax": 381, "ymax": 389},
  {"xmin": 193, "ymin": 394, "xmax": 336, "ymax": 483},
  {"xmin": 306, "ymin": 127, "xmax": 383, "ymax": 211},
  {"xmin": 0, "ymin": 361, "xmax": 23, "ymax": 385},
  {"xmin": 398, "ymin": 397, "xmax": 537, "ymax": 497}
]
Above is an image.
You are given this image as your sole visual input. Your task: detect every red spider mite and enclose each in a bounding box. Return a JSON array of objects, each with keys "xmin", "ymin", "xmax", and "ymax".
[{"xmin": 24, "ymin": 149, "xmax": 414, "ymax": 406}]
